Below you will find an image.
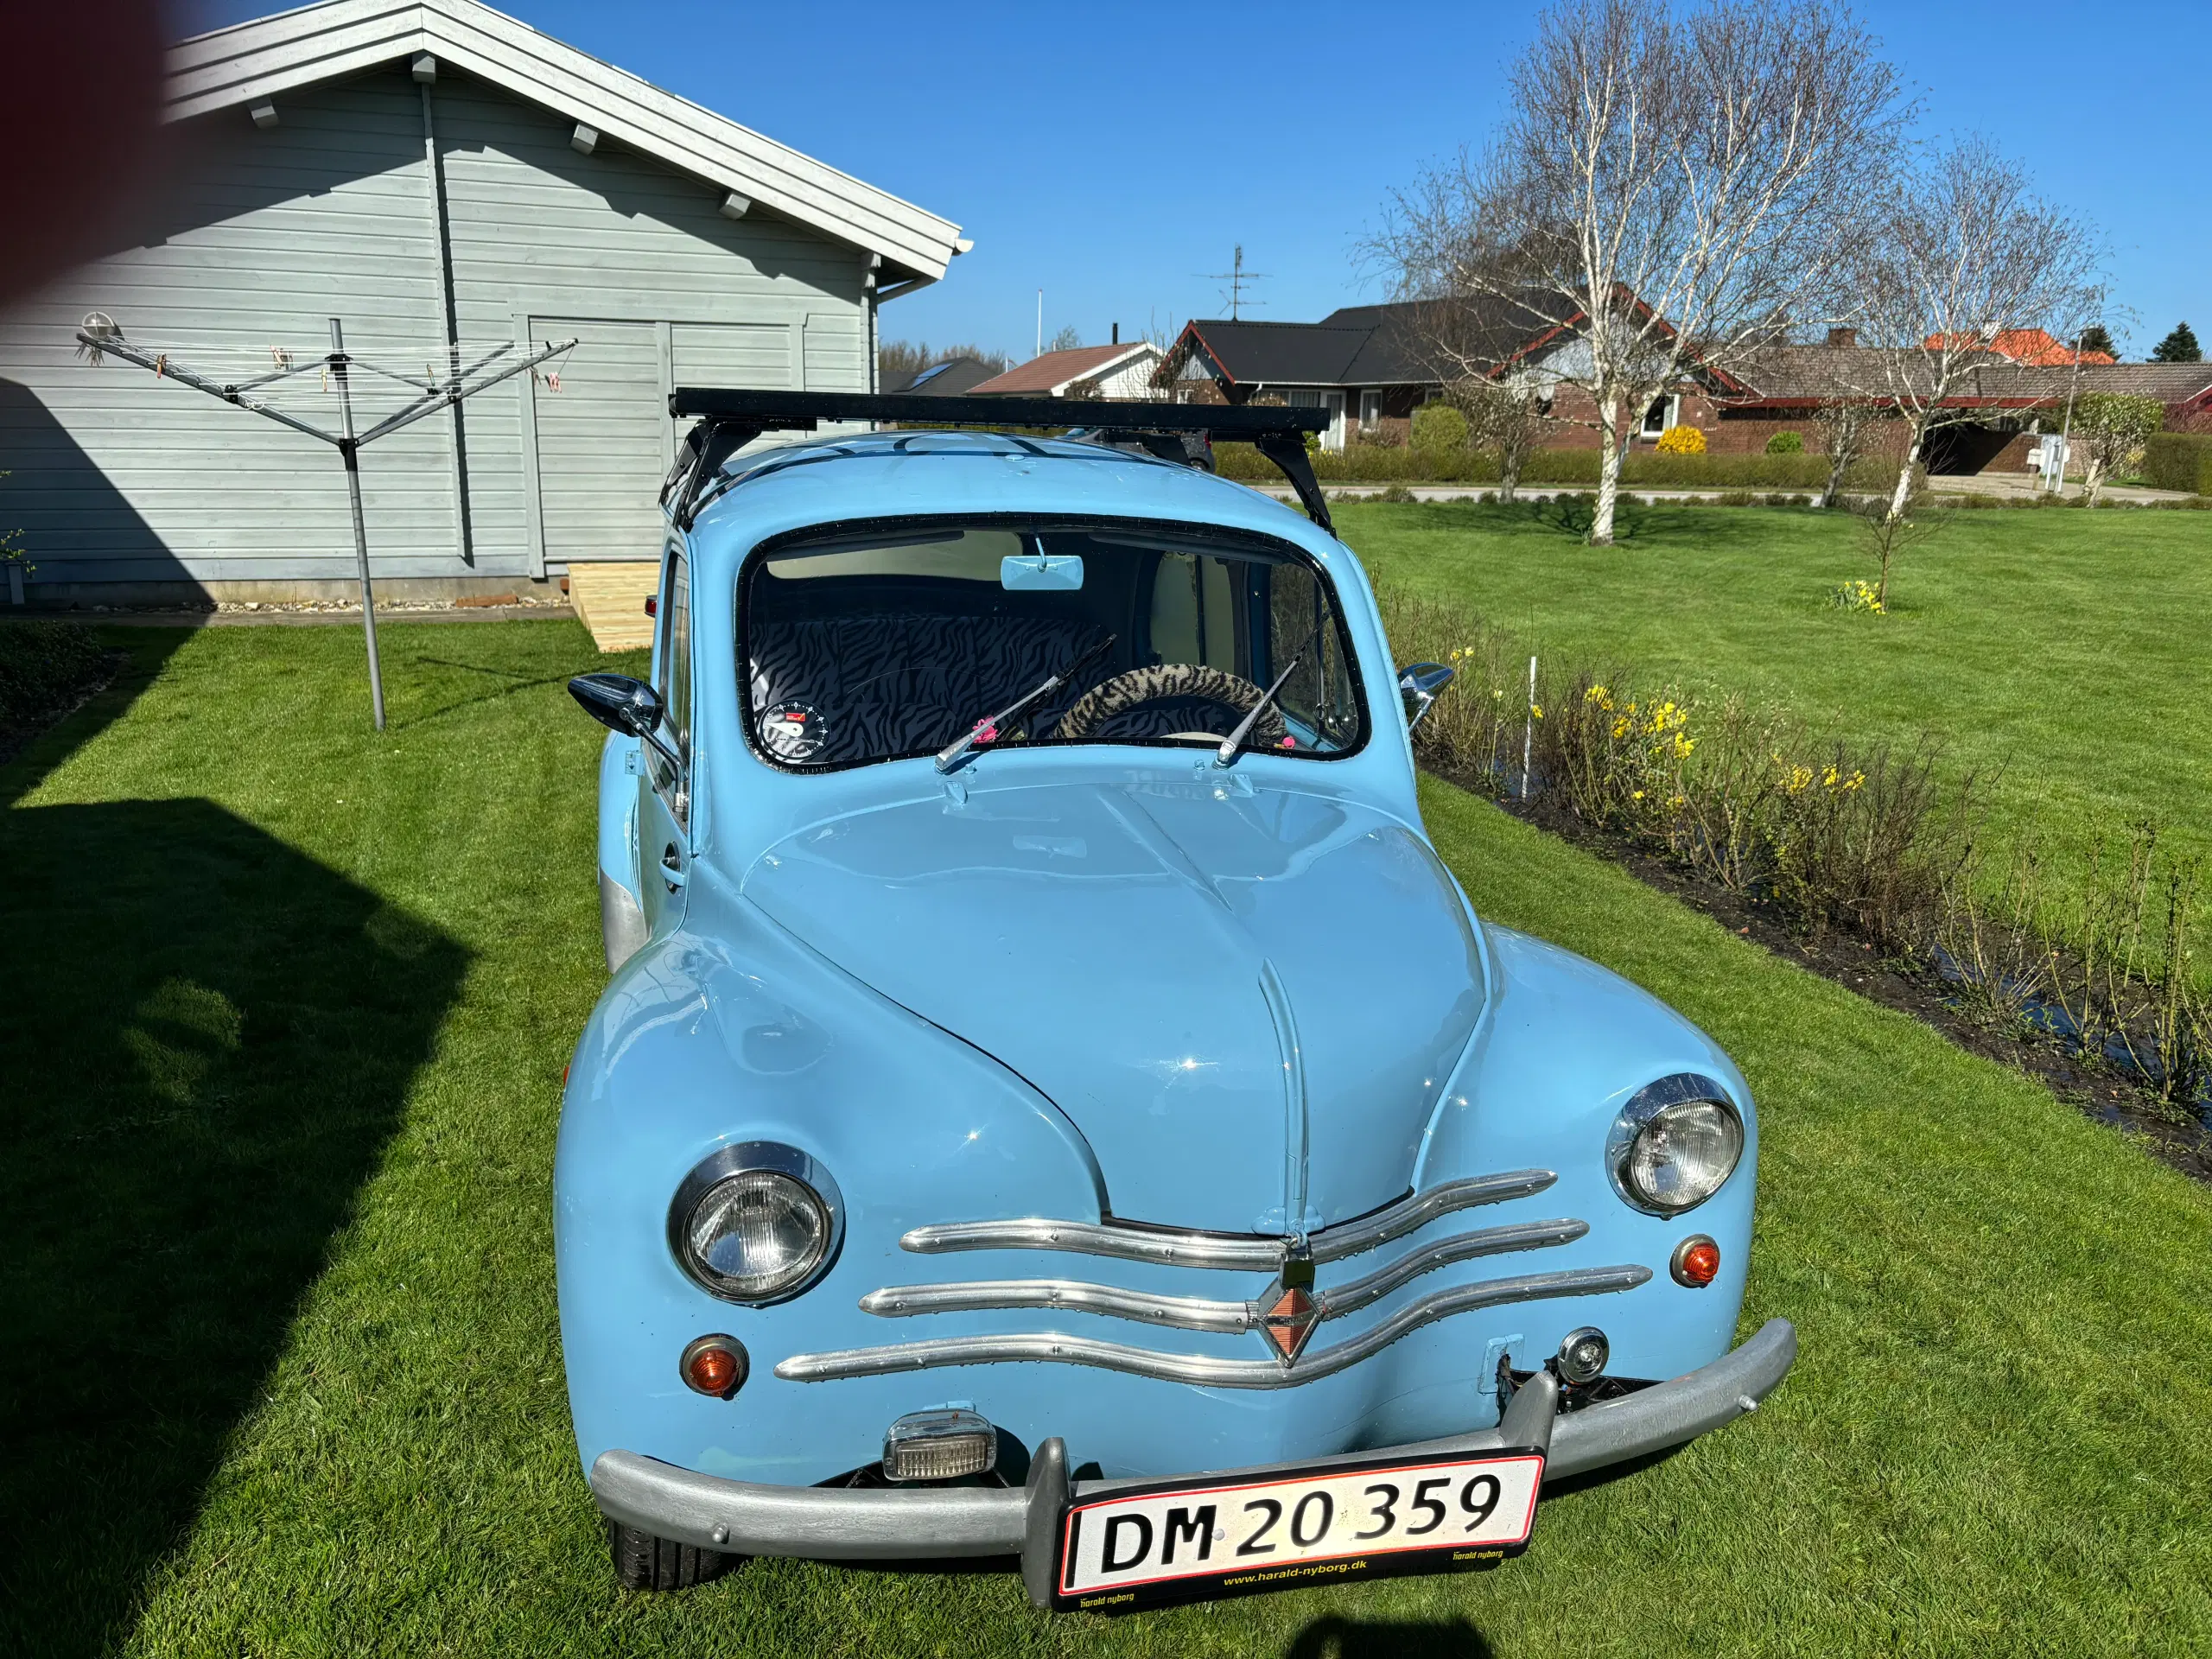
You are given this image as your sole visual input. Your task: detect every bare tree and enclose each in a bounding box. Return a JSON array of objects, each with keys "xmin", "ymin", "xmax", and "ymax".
[
  {"xmin": 1811, "ymin": 396, "xmax": 1877, "ymax": 509},
  {"xmin": 1371, "ymin": 0, "xmax": 1903, "ymax": 545},
  {"xmin": 1452, "ymin": 378, "xmax": 1544, "ymax": 501},
  {"xmin": 1851, "ymin": 138, "xmax": 2100, "ymax": 518}
]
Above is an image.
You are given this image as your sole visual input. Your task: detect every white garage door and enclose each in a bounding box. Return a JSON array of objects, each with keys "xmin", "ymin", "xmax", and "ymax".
[{"xmin": 530, "ymin": 317, "xmax": 796, "ymax": 566}]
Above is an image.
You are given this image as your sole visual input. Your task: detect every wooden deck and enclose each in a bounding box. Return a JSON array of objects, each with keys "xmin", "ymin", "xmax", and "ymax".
[{"xmin": 566, "ymin": 561, "xmax": 661, "ymax": 652}]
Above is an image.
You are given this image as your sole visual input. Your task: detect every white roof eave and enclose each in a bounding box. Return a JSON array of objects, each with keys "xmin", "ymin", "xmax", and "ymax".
[{"xmin": 165, "ymin": 0, "xmax": 963, "ymax": 281}]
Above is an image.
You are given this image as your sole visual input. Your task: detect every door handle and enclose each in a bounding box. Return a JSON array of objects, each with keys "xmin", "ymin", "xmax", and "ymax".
[{"xmin": 660, "ymin": 842, "xmax": 687, "ymax": 893}]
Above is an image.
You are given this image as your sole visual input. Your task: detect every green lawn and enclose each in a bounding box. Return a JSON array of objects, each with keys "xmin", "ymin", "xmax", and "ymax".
[
  {"xmin": 5, "ymin": 619, "xmax": 2211, "ymax": 1657},
  {"xmin": 1339, "ymin": 500, "xmax": 2212, "ymax": 889}
]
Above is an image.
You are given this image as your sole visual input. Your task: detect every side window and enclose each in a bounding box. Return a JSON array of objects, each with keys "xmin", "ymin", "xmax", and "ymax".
[
  {"xmin": 652, "ymin": 550, "xmax": 693, "ymax": 823},
  {"xmin": 1266, "ymin": 563, "xmax": 1358, "ymax": 748}
]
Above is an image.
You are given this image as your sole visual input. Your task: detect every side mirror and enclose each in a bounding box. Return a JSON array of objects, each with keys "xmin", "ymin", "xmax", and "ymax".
[
  {"xmin": 569, "ymin": 672, "xmax": 664, "ymax": 736},
  {"xmin": 1397, "ymin": 662, "xmax": 1455, "ymax": 730}
]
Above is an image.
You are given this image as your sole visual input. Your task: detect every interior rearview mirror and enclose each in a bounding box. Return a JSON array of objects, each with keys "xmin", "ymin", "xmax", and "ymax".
[
  {"xmin": 1397, "ymin": 662, "xmax": 1455, "ymax": 730},
  {"xmin": 1001, "ymin": 553, "xmax": 1084, "ymax": 591}
]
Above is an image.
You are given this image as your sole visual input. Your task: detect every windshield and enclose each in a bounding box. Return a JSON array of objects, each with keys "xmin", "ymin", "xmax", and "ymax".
[{"xmin": 741, "ymin": 522, "xmax": 1365, "ymax": 771}]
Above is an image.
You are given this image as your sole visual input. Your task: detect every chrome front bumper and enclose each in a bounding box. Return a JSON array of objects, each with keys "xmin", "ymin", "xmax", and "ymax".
[{"xmin": 590, "ymin": 1316, "xmax": 1796, "ymax": 1605}]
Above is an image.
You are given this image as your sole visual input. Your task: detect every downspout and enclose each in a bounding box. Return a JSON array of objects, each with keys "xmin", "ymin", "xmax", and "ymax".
[{"xmin": 417, "ymin": 65, "xmax": 473, "ymax": 563}]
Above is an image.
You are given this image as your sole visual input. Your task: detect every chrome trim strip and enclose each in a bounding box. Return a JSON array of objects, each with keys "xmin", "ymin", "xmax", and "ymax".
[
  {"xmin": 860, "ymin": 1218, "xmax": 1590, "ymax": 1333},
  {"xmin": 1316, "ymin": 1217, "xmax": 1588, "ymax": 1315},
  {"xmin": 779, "ymin": 1263, "xmax": 1651, "ymax": 1387},
  {"xmin": 861, "ymin": 1280, "xmax": 1253, "ymax": 1332},
  {"xmin": 1308, "ymin": 1171, "xmax": 1556, "ymax": 1263},
  {"xmin": 898, "ymin": 1217, "xmax": 1282, "ymax": 1269},
  {"xmin": 898, "ymin": 1169, "xmax": 1559, "ymax": 1270}
]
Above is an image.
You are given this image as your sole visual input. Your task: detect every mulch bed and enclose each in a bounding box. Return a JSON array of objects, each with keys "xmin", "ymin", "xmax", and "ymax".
[{"xmin": 1442, "ymin": 774, "xmax": 2212, "ymax": 1185}]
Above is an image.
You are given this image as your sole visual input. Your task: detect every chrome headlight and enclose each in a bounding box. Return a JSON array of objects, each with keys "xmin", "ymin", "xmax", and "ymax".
[
  {"xmin": 1606, "ymin": 1074, "xmax": 1744, "ymax": 1217},
  {"xmin": 668, "ymin": 1142, "xmax": 843, "ymax": 1304}
]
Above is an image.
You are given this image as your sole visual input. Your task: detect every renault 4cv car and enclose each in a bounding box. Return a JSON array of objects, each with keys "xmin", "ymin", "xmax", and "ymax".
[{"xmin": 559, "ymin": 390, "xmax": 1795, "ymax": 1611}]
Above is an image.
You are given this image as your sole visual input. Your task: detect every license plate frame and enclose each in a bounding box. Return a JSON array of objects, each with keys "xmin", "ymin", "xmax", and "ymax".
[{"xmin": 1050, "ymin": 1446, "xmax": 1544, "ymax": 1613}]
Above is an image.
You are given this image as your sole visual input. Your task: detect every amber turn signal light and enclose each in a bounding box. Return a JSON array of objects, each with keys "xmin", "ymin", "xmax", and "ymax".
[
  {"xmin": 1671, "ymin": 1235, "xmax": 1721, "ymax": 1288},
  {"xmin": 680, "ymin": 1333, "xmax": 749, "ymax": 1397}
]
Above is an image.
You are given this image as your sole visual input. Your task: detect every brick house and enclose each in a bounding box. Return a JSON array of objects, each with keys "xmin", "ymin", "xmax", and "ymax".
[{"xmin": 1158, "ymin": 296, "xmax": 1726, "ymax": 453}]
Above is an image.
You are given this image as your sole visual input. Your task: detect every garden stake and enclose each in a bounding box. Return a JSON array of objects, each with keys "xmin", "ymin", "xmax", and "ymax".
[{"xmin": 1522, "ymin": 654, "xmax": 1537, "ymax": 799}]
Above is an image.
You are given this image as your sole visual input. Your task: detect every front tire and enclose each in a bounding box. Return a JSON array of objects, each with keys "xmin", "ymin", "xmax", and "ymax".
[{"xmin": 607, "ymin": 1519, "xmax": 736, "ymax": 1590}]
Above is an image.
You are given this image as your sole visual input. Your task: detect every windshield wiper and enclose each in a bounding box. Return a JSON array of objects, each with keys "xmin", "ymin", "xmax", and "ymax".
[
  {"xmin": 935, "ymin": 632, "xmax": 1117, "ymax": 773},
  {"xmin": 1214, "ymin": 657, "xmax": 1301, "ymax": 768}
]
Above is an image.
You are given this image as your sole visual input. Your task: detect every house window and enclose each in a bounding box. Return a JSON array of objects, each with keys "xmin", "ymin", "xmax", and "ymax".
[
  {"xmin": 1359, "ymin": 391, "xmax": 1382, "ymax": 432},
  {"xmin": 1640, "ymin": 395, "xmax": 1678, "ymax": 439}
]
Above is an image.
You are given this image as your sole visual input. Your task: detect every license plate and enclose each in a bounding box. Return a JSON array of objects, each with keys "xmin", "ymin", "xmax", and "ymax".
[{"xmin": 1052, "ymin": 1448, "xmax": 1543, "ymax": 1612}]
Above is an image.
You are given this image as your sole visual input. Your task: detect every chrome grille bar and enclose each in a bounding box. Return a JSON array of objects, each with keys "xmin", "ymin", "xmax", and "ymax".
[
  {"xmin": 861, "ymin": 1281, "xmax": 1252, "ymax": 1332},
  {"xmin": 1318, "ymin": 1217, "xmax": 1587, "ymax": 1315},
  {"xmin": 860, "ymin": 1218, "xmax": 1590, "ymax": 1334},
  {"xmin": 898, "ymin": 1169, "xmax": 1558, "ymax": 1269},
  {"xmin": 1308, "ymin": 1172, "xmax": 1556, "ymax": 1263},
  {"xmin": 778, "ymin": 1263, "xmax": 1651, "ymax": 1388}
]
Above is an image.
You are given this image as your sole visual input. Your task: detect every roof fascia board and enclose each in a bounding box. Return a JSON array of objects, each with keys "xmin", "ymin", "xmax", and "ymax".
[{"xmin": 165, "ymin": 0, "xmax": 960, "ymax": 279}]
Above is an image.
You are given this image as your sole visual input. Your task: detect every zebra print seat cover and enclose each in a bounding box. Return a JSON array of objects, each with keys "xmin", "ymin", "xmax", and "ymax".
[{"xmin": 747, "ymin": 614, "xmax": 1266, "ymax": 765}]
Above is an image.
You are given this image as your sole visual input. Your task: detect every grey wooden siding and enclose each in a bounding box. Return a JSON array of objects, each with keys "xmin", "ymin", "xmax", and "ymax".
[
  {"xmin": 432, "ymin": 71, "xmax": 865, "ymax": 572},
  {"xmin": 0, "ymin": 60, "xmax": 872, "ymax": 591}
]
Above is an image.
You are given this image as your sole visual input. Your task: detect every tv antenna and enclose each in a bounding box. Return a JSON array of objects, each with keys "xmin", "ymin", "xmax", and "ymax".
[{"xmin": 1198, "ymin": 245, "xmax": 1268, "ymax": 320}]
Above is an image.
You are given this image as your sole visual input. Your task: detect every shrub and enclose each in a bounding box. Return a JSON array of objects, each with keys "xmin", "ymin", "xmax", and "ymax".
[
  {"xmin": 0, "ymin": 621, "xmax": 110, "ymax": 749},
  {"xmin": 2144, "ymin": 433, "xmax": 2212, "ymax": 495},
  {"xmin": 1765, "ymin": 430, "xmax": 1805, "ymax": 454},
  {"xmin": 1376, "ymin": 483, "xmax": 1417, "ymax": 503},
  {"xmin": 1215, "ymin": 443, "xmax": 1880, "ymax": 491},
  {"xmin": 1409, "ymin": 403, "xmax": 1469, "ymax": 455},
  {"xmin": 1654, "ymin": 423, "xmax": 1707, "ymax": 455}
]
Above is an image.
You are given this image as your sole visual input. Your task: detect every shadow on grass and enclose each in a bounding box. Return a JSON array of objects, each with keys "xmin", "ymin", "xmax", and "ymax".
[
  {"xmin": 0, "ymin": 798, "xmax": 469, "ymax": 1656},
  {"xmin": 1285, "ymin": 1612, "xmax": 1497, "ymax": 1657},
  {"xmin": 0, "ymin": 625, "xmax": 191, "ymax": 810}
]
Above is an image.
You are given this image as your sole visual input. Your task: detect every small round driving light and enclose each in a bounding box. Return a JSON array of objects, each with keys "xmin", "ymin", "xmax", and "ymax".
[
  {"xmin": 1556, "ymin": 1325, "xmax": 1609, "ymax": 1385},
  {"xmin": 1606, "ymin": 1076, "xmax": 1745, "ymax": 1217},
  {"xmin": 668, "ymin": 1143, "xmax": 844, "ymax": 1305},
  {"xmin": 1672, "ymin": 1234, "xmax": 1722, "ymax": 1288},
  {"xmin": 680, "ymin": 1334, "xmax": 749, "ymax": 1397}
]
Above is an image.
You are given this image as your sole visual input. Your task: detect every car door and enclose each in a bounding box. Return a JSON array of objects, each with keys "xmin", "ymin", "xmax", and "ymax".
[{"xmin": 638, "ymin": 542, "xmax": 693, "ymax": 938}]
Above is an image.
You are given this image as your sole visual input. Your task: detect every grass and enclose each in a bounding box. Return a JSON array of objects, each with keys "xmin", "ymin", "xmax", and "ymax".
[
  {"xmin": 4, "ymin": 619, "xmax": 2211, "ymax": 1656},
  {"xmin": 1337, "ymin": 499, "xmax": 2212, "ymax": 893}
]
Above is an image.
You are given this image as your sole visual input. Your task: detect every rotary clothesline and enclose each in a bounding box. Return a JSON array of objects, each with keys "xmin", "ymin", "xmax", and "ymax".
[{"xmin": 77, "ymin": 313, "xmax": 577, "ymax": 730}]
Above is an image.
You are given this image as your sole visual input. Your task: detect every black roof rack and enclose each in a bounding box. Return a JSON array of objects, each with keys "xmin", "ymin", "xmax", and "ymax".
[{"xmin": 658, "ymin": 388, "xmax": 1334, "ymax": 534}]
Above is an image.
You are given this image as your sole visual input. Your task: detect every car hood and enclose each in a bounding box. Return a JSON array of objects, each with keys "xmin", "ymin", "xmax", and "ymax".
[{"xmin": 739, "ymin": 777, "xmax": 1484, "ymax": 1235}]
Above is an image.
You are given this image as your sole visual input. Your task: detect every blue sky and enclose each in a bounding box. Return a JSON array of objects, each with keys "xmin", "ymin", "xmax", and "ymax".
[{"xmin": 178, "ymin": 1, "xmax": 2209, "ymax": 361}]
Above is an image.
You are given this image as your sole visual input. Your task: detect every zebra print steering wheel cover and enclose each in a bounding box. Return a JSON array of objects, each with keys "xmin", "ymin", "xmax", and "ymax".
[{"xmin": 1053, "ymin": 663, "xmax": 1287, "ymax": 742}]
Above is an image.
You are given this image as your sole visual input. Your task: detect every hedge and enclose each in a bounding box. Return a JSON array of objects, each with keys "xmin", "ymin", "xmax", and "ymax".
[
  {"xmin": 1214, "ymin": 442, "xmax": 1882, "ymax": 491},
  {"xmin": 2143, "ymin": 433, "xmax": 2212, "ymax": 495},
  {"xmin": 0, "ymin": 621, "xmax": 110, "ymax": 748}
]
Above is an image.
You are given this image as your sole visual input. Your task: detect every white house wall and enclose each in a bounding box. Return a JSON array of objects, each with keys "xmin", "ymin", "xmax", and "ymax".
[{"xmin": 0, "ymin": 62, "xmax": 874, "ymax": 594}]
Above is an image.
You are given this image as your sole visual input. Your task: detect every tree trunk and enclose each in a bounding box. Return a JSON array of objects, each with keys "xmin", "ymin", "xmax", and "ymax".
[
  {"xmin": 1819, "ymin": 433, "xmax": 1850, "ymax": 510},
  {"xmin": 1887, "ymin": 425, "xmax": 1924, "ymax": 520},
  {"xmin": 1499, "ymin": 447, "xmax": 1522, "ymax": 503},
  {"xmin": 1591, "ymin": 397, "xmax": 1623, "ymax": 544}
]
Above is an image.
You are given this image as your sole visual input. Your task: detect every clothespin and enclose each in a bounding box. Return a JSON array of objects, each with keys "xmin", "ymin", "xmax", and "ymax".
[
  {"xmin": 154, "ymin": 353, "xmax": 167, "ymax": 378},
  {"xmin": 546, "ymin": 371, "xmax": 561, "ymax": 393}
]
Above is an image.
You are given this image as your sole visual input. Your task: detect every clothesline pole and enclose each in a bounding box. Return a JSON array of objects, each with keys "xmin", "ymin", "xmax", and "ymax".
[
  {"xmin": 75, "ymin": 314, "xmax": 575, "ymax": 729},
  {"xmin": 329, "ymin": 318, "xmax": 387, "ymax": 731}
]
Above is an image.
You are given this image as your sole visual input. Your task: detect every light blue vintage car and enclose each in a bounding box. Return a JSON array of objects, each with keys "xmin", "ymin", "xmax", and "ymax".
[{"xmin": 559, "ymin": 391, "xmax": 1795, "ymax": 1611}]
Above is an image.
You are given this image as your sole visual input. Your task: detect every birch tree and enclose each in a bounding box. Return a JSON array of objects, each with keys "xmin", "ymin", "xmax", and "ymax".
[
  {"xmin": 1852, "ymin": 139, "xmax": 2099, "ymax": 518},
  {"xmin": 1371, "ymin": 0, "xmax": 1901, "ymax": 545}
]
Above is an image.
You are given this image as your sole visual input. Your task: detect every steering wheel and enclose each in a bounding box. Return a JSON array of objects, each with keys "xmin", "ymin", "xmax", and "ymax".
[{"xmin": 1054, "ymin": 663, "xmax": 1288, "ymax": 744}]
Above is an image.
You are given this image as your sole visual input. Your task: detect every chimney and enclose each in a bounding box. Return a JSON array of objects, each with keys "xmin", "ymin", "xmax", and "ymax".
[
  {"xmin": 1112, "ymin": 322, "xmax": 1119, "ymax": 344},
  {"xmin": 1827, "ymin": 327, "xmax": 1857, "ymax": 349}
]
